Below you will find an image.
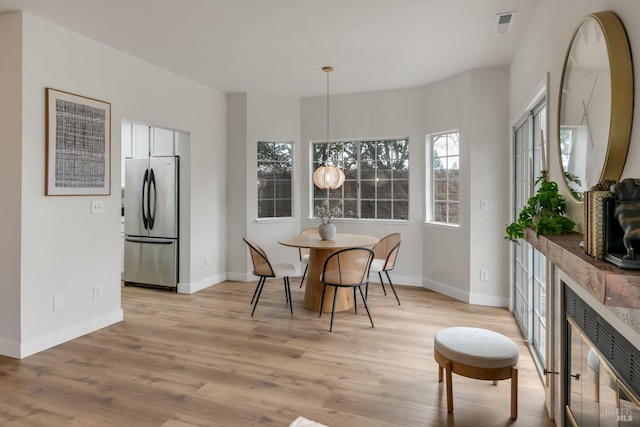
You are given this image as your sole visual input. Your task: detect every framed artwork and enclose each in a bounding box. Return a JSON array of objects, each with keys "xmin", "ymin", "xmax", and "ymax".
[{"xmin": 45, "ymin": 88, "xmax": 111, "ymax": 195}]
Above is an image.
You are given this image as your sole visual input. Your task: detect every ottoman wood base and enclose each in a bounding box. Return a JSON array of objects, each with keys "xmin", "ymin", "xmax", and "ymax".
[{"xmin": 434, "ymin": 347, "xmax": 519, "ymax": 419}]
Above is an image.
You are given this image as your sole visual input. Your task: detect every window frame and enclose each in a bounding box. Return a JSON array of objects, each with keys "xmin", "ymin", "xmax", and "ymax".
[
  {"xmin": 257, "ymin": 141, "xmax": 294, "ymax": 219},
  {"xmin": 427, "ymin": 130, "xmax": 460, "ymax": 226},
  {"xmin": 310, "ymin": 137, "xmax": 410, "ymax": 222}
]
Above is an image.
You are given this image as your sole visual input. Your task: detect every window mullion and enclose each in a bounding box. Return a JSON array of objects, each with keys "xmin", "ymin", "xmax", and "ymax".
[{"xmin": 356, "ymin": 141, "xmax": 362, "ymax": 219}]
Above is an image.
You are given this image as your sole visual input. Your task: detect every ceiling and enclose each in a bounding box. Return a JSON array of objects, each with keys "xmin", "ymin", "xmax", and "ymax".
[{"xmin": 0, "ymin": 0, "xmax": 537, "ymax": 97}]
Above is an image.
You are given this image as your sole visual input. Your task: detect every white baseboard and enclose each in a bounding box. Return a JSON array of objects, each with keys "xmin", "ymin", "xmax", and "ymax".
[
  {"xmin": 468, "ymin": 293, "xmax": 508, "ymax": 307},
  {"xmin": 369, "ymin": 273, "xmax": 422, "ymax": 287},
  {"xmin": 423, "ymin": 278, "xmax": 508, "ymax": 307},
  {"xmin": 177, "ymin": 273, "xmax": 228, "ymax": 294},
  {"xmin": 226, "ymin": 272, "xmax": 254, "ymax": 282},
  {"xmin": 5, "ymin": 309, "xmax": 124, "ymax": 359},
  {"xmin": 423, "ymin": 278, "xmax": 470, "ymax": 303},
  {"xmin": 0, "ymin": 338, "xmax": 20, "ymax": 359}
]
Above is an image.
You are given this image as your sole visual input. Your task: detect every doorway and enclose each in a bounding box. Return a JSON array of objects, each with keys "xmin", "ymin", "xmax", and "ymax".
[
  {"xmin": 121, "ymin": 119, "xmax": 191, "ymax": 291},
  {"xmin": 512, "ymin": 95, "xmax": 547, "ymax": 372}
]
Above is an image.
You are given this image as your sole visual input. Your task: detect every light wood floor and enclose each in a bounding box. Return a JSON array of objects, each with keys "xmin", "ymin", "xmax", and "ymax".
[{"xmin": 0, "ymin": 279, "xmax": 555, "ymax": 427}]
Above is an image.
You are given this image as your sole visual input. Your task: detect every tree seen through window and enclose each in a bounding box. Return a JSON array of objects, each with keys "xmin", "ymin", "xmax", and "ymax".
[
  {"xmin": 258, "ymin": 141, "xmax": 292, "ymax": 218},
  {"xmin": 312, "ymin": 138, "xmax": 409, "ymax": 220},
  {"xmin": 431, "ymin": 131, "xmax": 459, "ymax": 224}
]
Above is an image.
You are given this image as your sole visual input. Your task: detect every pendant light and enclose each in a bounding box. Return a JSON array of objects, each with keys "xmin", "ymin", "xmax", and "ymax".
[{"xmin": 312, "ymin": 66, "xmax": 345, "ymax": 190}]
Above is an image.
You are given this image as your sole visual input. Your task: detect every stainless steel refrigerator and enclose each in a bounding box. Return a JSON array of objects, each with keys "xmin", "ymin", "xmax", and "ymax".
[{"xmin": 123, "ymin": 156, "xmax": 178, "ymax": 289}]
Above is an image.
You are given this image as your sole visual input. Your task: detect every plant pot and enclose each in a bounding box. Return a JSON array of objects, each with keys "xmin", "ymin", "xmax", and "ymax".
[{"xmin": 318, "ymin": 223, "xmax": 336, "ymax": 240}]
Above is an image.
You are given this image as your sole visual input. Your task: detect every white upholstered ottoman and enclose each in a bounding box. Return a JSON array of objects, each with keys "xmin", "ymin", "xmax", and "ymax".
[{"xmin": 434, "ymin": 326, "xmax": 520, "ymax": 419}]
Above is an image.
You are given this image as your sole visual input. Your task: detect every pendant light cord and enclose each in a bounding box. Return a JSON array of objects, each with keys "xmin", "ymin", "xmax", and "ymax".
[
  {"xmin": 323, "ymin": 66, "xmax": 333, "ymax": 163},
  {"xmin": 326, "ymin": 68, "xmax": 330, "ymax": 145}
]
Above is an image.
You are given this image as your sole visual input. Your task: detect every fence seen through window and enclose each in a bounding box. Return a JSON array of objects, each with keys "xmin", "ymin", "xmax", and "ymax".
[
  {"xmin": 312, "ymin": 138, "xmax": 409, "ymax": 220},
  {"xmin": 257, "ymin": 141, "xmax": 292, "ymax": 218}
]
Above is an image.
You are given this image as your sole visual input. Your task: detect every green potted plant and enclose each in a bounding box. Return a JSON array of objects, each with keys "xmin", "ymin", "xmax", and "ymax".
[{"xmin": 505, "ymin": 174, "xmax": 576, "ymax": 243}]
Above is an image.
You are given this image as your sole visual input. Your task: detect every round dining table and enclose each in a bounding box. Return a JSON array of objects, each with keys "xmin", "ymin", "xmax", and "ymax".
[{"xmin": 278, "ymin": 232, "xmax": 379, "ymax": 312}]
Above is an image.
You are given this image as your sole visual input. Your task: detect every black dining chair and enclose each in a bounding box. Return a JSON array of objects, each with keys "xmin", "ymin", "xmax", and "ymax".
[
  {"xmin": 319, "ymin": 247, "xmax": 375, "ymax": 332},
  {"xmin": 243, "ymin": 237, "xmax": 295, "ymax": 317}
]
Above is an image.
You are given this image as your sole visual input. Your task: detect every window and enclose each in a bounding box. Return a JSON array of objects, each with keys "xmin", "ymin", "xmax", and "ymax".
[
  {"xmin": 257, "ymin": 141, "xmax": 292, "ymax": 218},
  {"xmin": 430, "ymin": 131, "xmax": 459, "ymax": 225},
  {"xmin": 312, "ymin": 138, "xmax": 409, "ymax": 220}
]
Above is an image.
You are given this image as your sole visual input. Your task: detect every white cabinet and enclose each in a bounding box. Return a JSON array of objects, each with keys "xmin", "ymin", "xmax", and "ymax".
[
  {"xmin": 123, "ymin": 122, "xmax": 178, "ymax": 159},
  {"xmin": 121, "ymin": 121, "xmax": 133, "ymax": 158},
  {"xmin": 151, "ymin": 127, "xmax": 175, "ymax": 157},
  {"xmin": 133, "ymin": 123, "xmax": 150, "ymax": 159},
  {"xmin": 121, "ymin": 121, "xmax": 132, "ymax": 187}
]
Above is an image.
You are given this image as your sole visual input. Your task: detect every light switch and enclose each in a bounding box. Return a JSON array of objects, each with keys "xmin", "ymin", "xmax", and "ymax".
[{"xmin": 91, "ymin": 200, "xmax": 104, "ymax": 214}]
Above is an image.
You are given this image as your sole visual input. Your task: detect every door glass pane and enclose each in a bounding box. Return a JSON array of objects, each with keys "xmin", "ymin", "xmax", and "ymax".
[
  {"xmin": 512, "ymin": 98, "xmax": 547, "ymax": 375},
  {"xmin": 533, "ymin": 250, "xmax": 546, "ymax": 362}
]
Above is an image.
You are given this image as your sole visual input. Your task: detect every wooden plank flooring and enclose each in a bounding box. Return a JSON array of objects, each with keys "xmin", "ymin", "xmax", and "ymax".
[{"xmin": 0, "ymin": 280, "xmax": 555, "ymax": 426}]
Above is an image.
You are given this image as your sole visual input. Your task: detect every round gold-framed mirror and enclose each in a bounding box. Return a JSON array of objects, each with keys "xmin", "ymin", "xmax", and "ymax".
[{"xmin": 557, "ymin": 11, "xmax": 633, "ymax": 202}]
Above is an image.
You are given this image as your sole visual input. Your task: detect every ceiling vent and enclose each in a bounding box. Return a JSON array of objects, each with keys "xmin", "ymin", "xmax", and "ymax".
[{"xmin": 495, "ymin": 12, "xmax": 516, "ymax": 34}]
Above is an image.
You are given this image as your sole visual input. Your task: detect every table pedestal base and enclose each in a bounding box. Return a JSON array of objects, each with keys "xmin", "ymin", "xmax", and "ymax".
[{"xmin": 304, "ymin": 248, "xmax": 355, "ymax": 312}]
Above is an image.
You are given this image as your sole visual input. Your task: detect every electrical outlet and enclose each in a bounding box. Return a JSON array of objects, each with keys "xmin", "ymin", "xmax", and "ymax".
[
  {"xmin": 204, "ymin": 256, "xmax": 210, "ymax": 266},
  {"xmin": 93, "ymin": 285, "xmax": 103, "ymax": 300},
  {"xmin": 480, "ymin": 268, "xmax": 489, "ymax": 281}
]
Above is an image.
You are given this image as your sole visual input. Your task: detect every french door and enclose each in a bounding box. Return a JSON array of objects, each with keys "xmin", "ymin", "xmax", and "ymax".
[{"xmin": 512, "ymin": 97, "xmax": 547, "ymax": 371}]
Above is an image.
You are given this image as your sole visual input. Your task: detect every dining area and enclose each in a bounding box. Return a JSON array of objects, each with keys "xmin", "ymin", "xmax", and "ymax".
[{"xmin": 243, "ymin": 230, "xmax": 402, "ymax": 332}]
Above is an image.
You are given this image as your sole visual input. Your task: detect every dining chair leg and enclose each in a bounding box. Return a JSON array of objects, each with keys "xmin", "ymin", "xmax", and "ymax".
[
  {"xmin": 251, "ymin": 277, "xmax": 266, "ymax": 317},
  {"xmin": 299, "ymin": 265, "xmax": 308, "ymax": 288},
  {"xmin": 319, "ymin": 284, "xmax": 328, "ymax": 317},
  {"xmin": 385, "ymin": 271, "xmax": 401, "ymax": 305},
  {"xmin": 365, "ymin": 282, "xmax": 369, "ymax": 300},
  {"xmin": 358, "ymin": 286, "xmax": 374, "ymax": 328},
  {"xmin": 250, "ymin": 277, "xmax": 263, "ymax": 305},
  {"xmin": 329, "ymin": 286, "xmax": 338, "ymax": 332},
  {"xmin": 285, "ymin": 277, "xmax": 293, "ymax": 314},
  {"xmin": 353, "ymin": 288, "xmax": 358, "ymax": 314},
  {"xmin": 283, "ymin": 278, "xmax": 290, "ymax": 303},
  {"xmin": 378, "ymin": 272, "xmax": 387, "ymax": 295}
]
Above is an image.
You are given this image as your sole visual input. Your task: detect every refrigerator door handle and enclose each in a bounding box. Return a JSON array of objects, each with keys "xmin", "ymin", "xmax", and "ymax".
[
  {"xmin": 149, "ymin": 168, "xmax": 157, "ymax": 230},
  {"xmin": 125, "ymin": 236, "xmax": 174, "ymax": 244},
  {"xmin": 141, "ymin": 168, "xmax": 149, "ymax": 229}
]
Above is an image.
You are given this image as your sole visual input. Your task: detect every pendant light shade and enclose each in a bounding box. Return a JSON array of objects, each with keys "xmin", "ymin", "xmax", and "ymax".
[
  {"xmin": 312, "ymin": 165, "xmax": 345, "ymax": 190},
  {"xmin": 312, "ymin": 66, "xmax": 345, "ymax": 190}
]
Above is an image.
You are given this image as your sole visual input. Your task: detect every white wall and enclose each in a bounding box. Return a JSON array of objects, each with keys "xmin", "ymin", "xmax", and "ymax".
[
  {"xmin": 510, "ymin": 0, "xmax": 640, "ymax": 216},
  {"xmin": 421, "ymin": 74, "xmax": 471, "ymax": 299},
  {"xmin": 301, "ymin": 88, "xmax": 425, "ymax": 287},
  {"xmin": 296, "ymin": 70, "xmax": 509, "ymax": 299},
  {"xmin": 226, "ymin": 93, "xmax": 302, "ymax": 280},
  {"xmin": 0, "ymin": 12, "xmax": 23, "ymax": 348},
  {"xmin": 226, "ymin": 94, "xmax": 249, "ymax": 278},
  {"xmin": 0, "ymin": 11, "xmax": 227, "ymax": 358},
  {"xmin": 246, "ymin": 94, "xmax": 302, "ymax": 270},
  {"xmin": 467, "ymin": 68, "xmax": 510, "ymax": 305},
  {"xmin": 422, "ymin": 68, "xmax": 510, "ymax": 306}
]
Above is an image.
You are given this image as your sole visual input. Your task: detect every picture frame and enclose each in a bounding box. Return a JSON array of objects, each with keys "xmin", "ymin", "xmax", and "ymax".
[{"xmin": 45, "ymin": 88, "xmax": 111, "ymax": 196}]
